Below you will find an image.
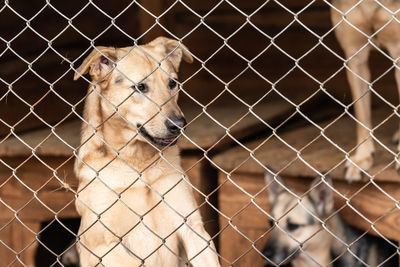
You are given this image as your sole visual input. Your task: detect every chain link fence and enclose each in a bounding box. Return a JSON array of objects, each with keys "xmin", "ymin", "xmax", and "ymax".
[{"xmin": 1, "ymin": 0, "xmax": 400, "ymax": 266}]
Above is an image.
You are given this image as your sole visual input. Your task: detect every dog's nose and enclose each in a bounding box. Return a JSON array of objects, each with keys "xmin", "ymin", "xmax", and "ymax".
[
  {"xmin": 262, "ymin": 244, "xmax": 275, "ymax": 259},
  {"xmin": 165, "ymin": 116, "xmax": 187, "ymax": 134}
]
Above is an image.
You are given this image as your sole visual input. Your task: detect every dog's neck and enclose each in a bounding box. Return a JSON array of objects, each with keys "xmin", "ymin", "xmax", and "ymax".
[
  {"xmin": 292, "ymin": 226, "xmax": 334, "ymax": 267},
  {"xmin": 290, "ymin": 214, "xmax": 348, "ymax": 267}
]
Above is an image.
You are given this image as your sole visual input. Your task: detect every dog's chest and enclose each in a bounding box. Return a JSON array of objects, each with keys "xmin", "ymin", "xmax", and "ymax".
[{"xmin": 76, "ymin": 180, "xmax": 185, "ymax": 264}]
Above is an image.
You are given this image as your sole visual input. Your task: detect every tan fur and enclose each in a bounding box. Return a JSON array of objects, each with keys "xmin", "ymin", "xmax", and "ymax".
[
  {"xmin": 73, "ymin": 37, "xmax": 219, "ymax": 267},
  {"xmin": 331, "ymin": 0, "xmax": 400, "ymax": 181}
]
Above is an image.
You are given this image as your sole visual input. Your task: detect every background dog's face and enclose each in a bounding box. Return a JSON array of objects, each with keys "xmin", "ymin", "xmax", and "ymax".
[
  {"xmin": 74, "ymin": 37, "xmax": 193, "ymax": 147},
  {"xmin": 263, "ymin": 174, "xmax": 334, "ymax": 265}
]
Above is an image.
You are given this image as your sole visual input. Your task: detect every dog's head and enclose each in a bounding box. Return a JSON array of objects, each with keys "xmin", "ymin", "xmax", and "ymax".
[
  {"xmin": 262, "ymin": 173, "xmax": 334, "ymax": 266},
  {"xmin": 74, "ymin": 37, "xmax": 193, "ymax": 147}
]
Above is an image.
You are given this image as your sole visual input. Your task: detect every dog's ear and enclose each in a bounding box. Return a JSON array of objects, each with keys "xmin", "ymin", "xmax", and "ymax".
[
  {"xmin": 309, "ymin": 176, "xmax": 334, "ymax": 217},
  {"xmin": 147, "ymin": 36, "xmax": 193, "ymax": 70},
  {"xmin": 265, "ymin": 172, "xmax": 286, "ymax": 204},
  {"xmin": 74, "ymin": 46, "xmax": 117, "ymax": 81}
]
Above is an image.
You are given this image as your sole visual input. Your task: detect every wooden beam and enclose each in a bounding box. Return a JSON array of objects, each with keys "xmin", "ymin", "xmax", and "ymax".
[
  {"xmin": 213, "ymin": 107, "xmax": 400, "ymax": 183},
  {"xmin": 0, "ymin": 220, "xmax": 41, "ymax": 267}
]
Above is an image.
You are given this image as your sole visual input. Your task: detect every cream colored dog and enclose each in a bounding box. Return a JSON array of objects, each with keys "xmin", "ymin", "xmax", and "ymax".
[
  {"xmin": 73, "ymin": 37, "xmax": 220, "ymax": 266},
  {"xmin": 331, "ymin": 0, "xmax": 400, "ymax": 182}
]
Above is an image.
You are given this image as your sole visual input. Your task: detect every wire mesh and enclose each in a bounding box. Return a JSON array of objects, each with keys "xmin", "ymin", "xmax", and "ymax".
[{"xmin": 0, "ymin": 0, "xmax": 400, "ymax": 266}]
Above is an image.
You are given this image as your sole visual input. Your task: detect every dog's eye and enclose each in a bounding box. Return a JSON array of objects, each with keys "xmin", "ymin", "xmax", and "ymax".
[
  {"xmin": 286, "ymin": 221, "xmax": 300, "ymax": 232},
  {"xmin": 134, "ymin": 83, "xmax": 148, "ymax": 93},
  {"xmin": 168, "ymin": 79, "xmax": 177, "ymax": 89}
]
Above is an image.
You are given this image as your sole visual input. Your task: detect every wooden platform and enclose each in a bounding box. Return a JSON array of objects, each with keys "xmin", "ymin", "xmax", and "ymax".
[
  {"xmin": 0, "ymin": 97, "xmax": 295, "ymax": 156},
  {"xmin": 213, "ymin": 107, "xmax": 400, "ymax": 182},
  {"xmin": 212, "ymin": 106, "xmax": 400, "ymax": 266}
]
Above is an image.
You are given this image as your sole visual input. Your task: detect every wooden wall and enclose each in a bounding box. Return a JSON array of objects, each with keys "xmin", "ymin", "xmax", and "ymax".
[{"xmin": 2, "ymin": 0, "xmax": 399, "ymax": 138}]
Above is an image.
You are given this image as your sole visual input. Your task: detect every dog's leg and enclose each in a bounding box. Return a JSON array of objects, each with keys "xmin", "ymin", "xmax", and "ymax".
[
  {"xmin": 343, "ymin": 47, "xmax": 374, "ymax": 182},
  {"xmin": 394, "ymin": 67, "xmax": 400, "ymax": 174},
  {"xmin": 331, "ymin": 6, "xmax": 374, "ymax": 182},
  {"xmin": 179, "ymin": 216, "xmax": 220, "ymax": 267},
  {"xmin": 386, "ymin": 44, "xmax": 400, "ymax": 173}
]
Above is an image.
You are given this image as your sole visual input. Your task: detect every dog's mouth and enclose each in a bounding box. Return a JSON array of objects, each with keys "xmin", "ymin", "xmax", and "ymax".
[{"xmin": 137, "ymin": 124, "xmax": 179, "ymax": 147}]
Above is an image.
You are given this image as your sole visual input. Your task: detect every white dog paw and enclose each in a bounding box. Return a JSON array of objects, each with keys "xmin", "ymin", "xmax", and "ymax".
[{"xmin": 344, "ymin": 153, "xmax": 373, "ymax": 183}]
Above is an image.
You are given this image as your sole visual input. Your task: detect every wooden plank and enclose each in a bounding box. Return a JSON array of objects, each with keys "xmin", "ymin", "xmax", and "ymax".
[
  {"xmin": 218, "ymin": 172, "xmax": 271, "ymax": 267},
  {"xmin": 0, "ymin": 220, "xmax": 41, "ymax": 267},
  {"xmin": 0, "ymin": 157, "xmax": 77, "ymax": 193},
  {"xmin": 332, "ymin": 181, "xmax": 400, "ymax": 242},
  {"xmin": 0, "ymin": 157, "xmax": 78, "ymax": 221},
  {"xmin": 0, "ymin": 192, "xmax": 77, "ymax": 222},
  {"xmin": 0, "ymin": 96, "xmax": 296, "ymax": 156},
  {"xmin": 0, "ymin": 121, "xmax": 81, "ymax": 157},
  {"xmin": 213, "ymin": 107, "xmax": 400, "ymax": 183},
  {"xmin": 180, "ymin": 97, "xmax": 296, "ymax": 150}
]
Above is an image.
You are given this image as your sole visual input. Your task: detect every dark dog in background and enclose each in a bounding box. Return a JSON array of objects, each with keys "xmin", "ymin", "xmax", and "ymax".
[{"xmin": 262, "ymin": 173, "xmax": 398, "ymax": 267}]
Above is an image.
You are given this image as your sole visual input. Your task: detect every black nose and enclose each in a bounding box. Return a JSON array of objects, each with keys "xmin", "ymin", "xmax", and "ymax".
[
  {"xmin": 263, "ymin": 245, "xmax": 274, "ymax": 259},
  {"xmin": 165, "ymin": 116, "xmax": 186, "ymax": 134}
]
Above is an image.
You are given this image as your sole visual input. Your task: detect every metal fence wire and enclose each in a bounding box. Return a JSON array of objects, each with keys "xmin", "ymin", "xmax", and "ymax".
[{"xmin": 1, "ymin": 0, "xmax": 400, "ymax": 266}]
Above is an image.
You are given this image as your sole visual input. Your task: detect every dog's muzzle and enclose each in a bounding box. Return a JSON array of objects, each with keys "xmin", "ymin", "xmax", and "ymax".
[
  {"xmin": 165, "ymin": 116, "xmax": 187, "ymax": 135},
  {"xmin": 137, "ymin": 124, "xmax": 181, "ymax": 147}
]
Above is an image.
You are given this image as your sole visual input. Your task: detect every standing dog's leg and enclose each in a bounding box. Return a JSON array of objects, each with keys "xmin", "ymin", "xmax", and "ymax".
[
  {"xmin": 386, "ymin": 44, "xmax": 400, "ymax": 173},
  {"xmin": 331, "ymin": 6, "xmax": 374, "ymax": 182},
  {"xmin": 343, "ymin": 47, "xmax": 373, "ymax": 182},
  {"xmin": 375, "ymin": 7, "xmax": 400, "ymax": 174}
]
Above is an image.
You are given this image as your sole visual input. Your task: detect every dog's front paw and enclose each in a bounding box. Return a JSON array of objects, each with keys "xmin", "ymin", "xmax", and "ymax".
[{"xmin": 344, "ymin": 153, "xmax": 373, "ymax": 183}]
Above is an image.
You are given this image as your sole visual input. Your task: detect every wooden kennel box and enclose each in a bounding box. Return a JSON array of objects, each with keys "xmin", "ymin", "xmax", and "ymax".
[{"xmin": 212, "ymin": 106, "xmax": 400, "ymax": 267}]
